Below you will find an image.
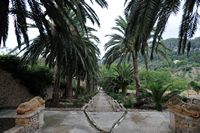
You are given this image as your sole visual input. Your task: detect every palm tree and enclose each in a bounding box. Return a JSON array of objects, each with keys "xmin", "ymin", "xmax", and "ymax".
[
  {"xmin": 103, "ymin": 16, "xmax": 169, "ymax": 101},
  {"xmin": 0, "ymin": 0, "xmax": 108, "ymax": 47},
  {"xmin": 125, "ymin": 0, "xmax": 200, "ymax": 58},
  {"xmin": 113, "ymin": 64, "xmax": 133, "ymax": 96},
  {"xmin": 21, "ymin": 23, "xmax": 100, "ymax": 103},
  {"xmin": 103, "ymin": 16, "xmax": 142, "ymax": 99}
]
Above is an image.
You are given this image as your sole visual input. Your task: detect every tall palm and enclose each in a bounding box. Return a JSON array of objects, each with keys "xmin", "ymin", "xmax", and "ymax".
[
  {"xmin": 21, "ymin": 23, "xmax": 100, "ymax": 103},
  {"xmin": 103, "ymin": 16, "xmax": 169, "ymax": 100},
  {"xmin": 103, "ymin": 16, "xmax": 141, "ymax": 98},
  {"xmin": 0, "ymin": 0, "xmax": 107, "ymax": 47},
  {"xmin": 125, "ymin": 0, "xmax": 200, "ymax": 58}
]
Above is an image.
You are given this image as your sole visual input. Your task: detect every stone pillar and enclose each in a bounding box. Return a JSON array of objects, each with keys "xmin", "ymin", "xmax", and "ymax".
[{"xmin": 15, "ymin": 106, "xmax": 45, "ymax": 128}]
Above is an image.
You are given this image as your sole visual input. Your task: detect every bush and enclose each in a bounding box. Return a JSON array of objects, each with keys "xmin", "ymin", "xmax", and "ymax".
[
  {"xmin": 18, "ymin": 65, "xmax": 53, "ymax": 98},
  {"xmin": 0, "ymin": 55, "xmax": 22, "ymax": 72},
  {"xmin": 171, "ymin": 77, "xmax": 188, "ymax": 91},
  {"xmin": 139, "ymin": 70, "xmax": 180, "ymax": 111},
  {"xmin": 108, "ymin": 93, "xmax": 135, "ymax": 108},
  {"xmin": 190, "ymin": 81, "xmax": 200, "ymax": 94},
  {"xmin": 77, "ymin": 91, "xmax": 97, "ymax": 103}
]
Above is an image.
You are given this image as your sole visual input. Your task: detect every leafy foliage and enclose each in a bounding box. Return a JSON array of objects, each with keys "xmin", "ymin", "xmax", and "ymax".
[
  {"xmin": 0, "ymin": 0, "xmax": 108, "ymax": 47},
  {"xmin": 18, "ymin": 65, "xmax": 53, "ymax": 97},
  {"xmin": 0, "ymin": 55, "xmax": 22, "ymax": 72},
  {"xmin": 108, "ymin": 93, "xmax": 134, "ymax": 108},
  {"xmin": 99, "ymin": 64, "xmax": 133, "ymax": 95},
  {"xmin": 139, "ymin": 70, "xmax": 181, "ymax": 111},
  {"xmin": 190, "ymin": 81, "xmax": 200, "ymax": 94},
  {"xmin": 125, "ymin": 0, "xmax": 200, "ymax": 57}
]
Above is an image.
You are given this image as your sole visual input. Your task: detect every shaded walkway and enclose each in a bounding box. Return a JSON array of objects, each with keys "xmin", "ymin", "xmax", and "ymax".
[{"xmin": 86, "ymin": 90, "xmax": 115, "ymax": 112}]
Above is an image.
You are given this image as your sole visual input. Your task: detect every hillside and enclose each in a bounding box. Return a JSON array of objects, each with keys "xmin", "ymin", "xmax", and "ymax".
[{"xmin": 163, "ymin": 37, "xmax": 200, "ymax": 52}]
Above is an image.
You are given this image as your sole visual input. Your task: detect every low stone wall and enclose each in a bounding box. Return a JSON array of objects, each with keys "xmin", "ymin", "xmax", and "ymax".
[
  {"xmin": 169, "ymin": 112, "xmax": 200, "ymax": 133},
  {"xmin": 4, "ymin": 97, "xmax": 45, "ymax": 133},
  {"xmin": 5, "ymin": 107, "xmax": 44, "ymax": 133},
  {"xmin": 167, "ymin": 97, "xmax": 200, "ymax": 133}
]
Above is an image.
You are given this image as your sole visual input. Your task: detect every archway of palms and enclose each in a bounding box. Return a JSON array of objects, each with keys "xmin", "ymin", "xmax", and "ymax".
[{"xmin": 1, "ymin": 0, "xmax": 200, "ymax": 106}]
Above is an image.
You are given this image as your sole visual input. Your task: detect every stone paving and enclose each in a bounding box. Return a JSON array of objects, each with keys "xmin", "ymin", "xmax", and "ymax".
[{"xmin": 39, "ymin": 111, "xmax": 171, "ymax": 133}]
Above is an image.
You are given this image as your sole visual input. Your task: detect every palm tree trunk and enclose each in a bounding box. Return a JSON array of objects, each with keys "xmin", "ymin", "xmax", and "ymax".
[
  {"xmin": 86, "ymin": 74, "xmax": 91, "ymax": 92},
  {"xmin": 52, "ymin": 66, "xmax": 60, "ymax": 105},
  {"xmin": 76, "ymin": 76, "xmax": 81, "ymax": 97},
  {"xmin": 122, "ymin": 86, "xmax": 127, "ymax": 96},
  {"xmin": 131, "ymin": 51, "xmax": 141, "ymax": 100},
  {"xmin": 66, "ymin": 73, "xmax": 73, "ymax": 99}
]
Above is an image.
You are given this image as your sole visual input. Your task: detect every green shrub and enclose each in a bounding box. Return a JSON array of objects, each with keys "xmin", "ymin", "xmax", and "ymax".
[
  {"xmin": 108, "ymin": 92, "xmax": 135, "ymax": 108},
  {"xmin": 190, "ymin": 81, "xmax": 200, "ymax": 94},
  {"xmin": 17, "ymin": 65, "xmax": 53, "ymax": 98},
  {"xmin": 139, "ymin": 70, "xmax": 180, "ymax": 111},
  {"xmin": 171, "ymin": 77, "xmax": 188, "ymax": 91},
  {"xmin": 0, "ymin": 55, "xmax": 22, "ymax": 72},
  {"xmin": 123, "ymin": 96, "xmax": 134, "ymax": 108},
  {"xmin": 77, "ymin": 91, "xmax": 97, "ymax": 103}
]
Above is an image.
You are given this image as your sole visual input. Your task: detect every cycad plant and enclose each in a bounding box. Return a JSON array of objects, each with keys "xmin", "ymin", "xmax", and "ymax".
[
  {"xmin": 99, "ymin": 64, "xmax": 133, "ymax": 96},
  {"xmin": 145, "ymin": 83, "xmax": 180, "ymax": 111},
  {"xmin": 113, "ymin": 64, "xmax": 133, "ymax": 95}
]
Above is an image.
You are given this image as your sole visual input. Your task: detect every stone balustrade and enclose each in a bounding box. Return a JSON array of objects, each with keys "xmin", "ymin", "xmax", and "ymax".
[
  {"xmin": 5, "ymin": 97, "xmax": 45, "ymax": 133},
  {"xmin": 166, "ymin": 96, "xmax": 200, "ymax": 133}
]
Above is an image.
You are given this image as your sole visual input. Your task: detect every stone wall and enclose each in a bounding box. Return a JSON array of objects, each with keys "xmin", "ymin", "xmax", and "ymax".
[{"xmin": 0, "ymin": 69, "xmax": 33, "ymax": 108}]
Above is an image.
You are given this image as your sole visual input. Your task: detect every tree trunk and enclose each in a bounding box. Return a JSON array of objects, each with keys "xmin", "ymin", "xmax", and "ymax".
[
  {"xmin": 76, "ymin": 76, "xmax": 81, "ymax": 97},
  {"xmin": 66, "ymin": 73, "xmax": 73, "ymax": 99},
  {"xmin": 86, "ymin": 75, "xmax": 91, "ymax": 92},
  {"xmin": 52, "ymin": 67, "xmax": 60, "ymax": 105},
  {"xmin": 121, "ymin": 86, "xmax": 127, "ymax": 96},
  {"xmin": 131, "ymin": 51, "xmax": 141, "ymax": 100}
]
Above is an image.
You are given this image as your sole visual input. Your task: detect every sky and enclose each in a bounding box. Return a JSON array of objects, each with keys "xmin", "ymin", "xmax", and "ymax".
[{"xmin": 2, "ymin": 0, "xmax": 200, "ymax": 56}]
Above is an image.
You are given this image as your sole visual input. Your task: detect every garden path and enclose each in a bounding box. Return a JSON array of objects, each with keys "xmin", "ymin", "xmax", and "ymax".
[{"xmin": 86, "ymin": 90, "xmax": 115, "ymax": 112}]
